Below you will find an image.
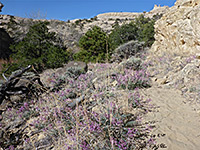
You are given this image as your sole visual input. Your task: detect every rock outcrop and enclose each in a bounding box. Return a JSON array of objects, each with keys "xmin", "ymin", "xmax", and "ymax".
[
  {"xmin": 147, "ymin": 0, "xmax": 200, "ymax": 108},
  {"xmin": 150, "ymin": 0, "xmax": 200, "ymax": 56},
  {"xmin": 97, "ymin": 5, "xmax": 169, "ymax": 20}
]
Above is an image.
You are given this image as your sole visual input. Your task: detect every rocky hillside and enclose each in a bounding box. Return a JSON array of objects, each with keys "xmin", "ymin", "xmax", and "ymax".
[
  {"xmin": 132, "ymin": 1, "xmax": 200, "ymax": 149},
  {"xmin": 148, "ymin": 0, "xmax": 200, "ymax": 97},
  {"xmin": 0, "ymin": 5, "xmax": 168, "ymax": 50},
  {"xmin": 1, "ymin": 0, "xmax": 200, "ymax": 149},
  {"xmin": 150, "ymin": 0, "xmax": 200, "ymax": 56}
]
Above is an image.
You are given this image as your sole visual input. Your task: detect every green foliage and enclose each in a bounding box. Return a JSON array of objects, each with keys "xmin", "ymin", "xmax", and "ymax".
[
  {"xmin": 109, "ymin": 23, "xmax": 138, "ymax": 50},
  {"xmin": 74, "ymin": 26, "xmax": 109, "ymax": 62},
  {"xmin": 7, "ymin": 21, "xmax": 69, "ymax": 72},
  {"xmin": 109, "ymin": 14, "xmax": 156, "ymax": 50},
  {"xmin": 135, "ymin": 15, "xmax": 155, "ymax": 46},
  {"xmin": 73, "ymin": 49, "xmax": 107, "ymax": 63},
  {"xmin": 90, "ymin": 16, "xmax": 97, "ymax": 21},
  {"xmin": 75, "ymin": 19, "xmax": 82, "ymax": 25},
  {"xmin": 75, "ymin": 15, "xmax": 158, "ymax": 63}
]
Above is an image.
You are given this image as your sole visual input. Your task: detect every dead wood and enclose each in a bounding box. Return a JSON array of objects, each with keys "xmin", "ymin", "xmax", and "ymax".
[{"xmin": 0, "ymin": 65, "xmax": 45, "ymax": 104}]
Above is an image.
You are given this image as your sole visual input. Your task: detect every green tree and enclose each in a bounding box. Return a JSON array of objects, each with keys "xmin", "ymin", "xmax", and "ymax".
[
  {"xmin": 9, "ymin": 21, "xmax": 69, "ymax": 72},
  {"xmin": 74, "ymin": 26, "xmax": 109, "ymax": 62},
  {"xmin": 139, "ymin": 20, "xmax": 155, "ymax": 46},
  {"xmin": 135, "ymin": 15, "xmax": 155, "ymax": 47},
  {"xmin": 108, "ymin": 22, "xmax": 138, "ymax": 50},
  {"xmin": 109, "ymin": 15, "xmax": 156, "ymax": 50}
]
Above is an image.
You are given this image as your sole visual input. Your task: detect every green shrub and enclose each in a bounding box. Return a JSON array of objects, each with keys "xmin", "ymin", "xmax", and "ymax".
[
  {"xmin": 111, "ymin": 40, "xmax": 145, "ymax": 62},
  {"xmin": 74, "ymin": 26, "xmax": 109, "ymax": 62},
  {"xmin": 135, "ymin": 15, "xmax": 155, "ymax": 46},
  {"xmin": 109, "ymin": 14, "xmax": 156, "ymax": 50},
  {"xmin": 109, "ymin": 23, "xmax": 138, "ymax": 50},
  {"xmin": 6, "ymin": 21, "xmax": 69, "ymax": 73},
  {"xmin": 75, "ymin": 19, "xmax": 82, "ymax": 25}
]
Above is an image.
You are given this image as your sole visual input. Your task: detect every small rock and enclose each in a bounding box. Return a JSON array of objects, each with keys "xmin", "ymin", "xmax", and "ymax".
[
  {"xmin": 156, "ymin": 76, "xmax": 169, "ymax": 85},
  {"xmin": 112, "ymin": 80, "xmax": 118, "ymax": 87},
  {"xmin": 10, "ymin": 95, "xmax": 23, "ymax": 102}
]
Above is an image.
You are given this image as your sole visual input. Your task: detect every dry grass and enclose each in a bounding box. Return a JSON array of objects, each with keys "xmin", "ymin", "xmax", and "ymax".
[
  {"xmin": 0, "ymin": 58, "xmax": 16, "ymax": 79},
  {"xmin": 0, "ymin": 58, "xmax": 155, "ymax": 149}
]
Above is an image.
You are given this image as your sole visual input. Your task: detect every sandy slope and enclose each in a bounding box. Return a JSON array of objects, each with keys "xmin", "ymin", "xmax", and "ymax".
[{"xmin": 142, "ymin": 86, "xmax": 200, "ymax": 150}]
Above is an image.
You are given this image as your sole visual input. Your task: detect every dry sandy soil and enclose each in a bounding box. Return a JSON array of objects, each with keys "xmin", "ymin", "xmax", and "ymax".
[{"xmin": 142, "ymin": 84, "xmax": 200, "ymax": 150}]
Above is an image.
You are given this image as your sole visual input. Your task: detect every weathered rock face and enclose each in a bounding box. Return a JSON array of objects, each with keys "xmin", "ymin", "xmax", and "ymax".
[
  {"xmin": 147, "ymin": 0, "xmax": 200, "ymax": 107},
  {"xmin": 150, "ymin": 0, "xmax": 200, "ymax": 56},
  {"xmin": 97, "ymin": 5, "xmax": 169, "ymax": 20}
]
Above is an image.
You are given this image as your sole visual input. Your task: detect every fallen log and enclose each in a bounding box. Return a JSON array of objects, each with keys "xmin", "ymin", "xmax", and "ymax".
[{"xmin": 0, "ymin": 65, "xmax": 45, "ymax": 104}]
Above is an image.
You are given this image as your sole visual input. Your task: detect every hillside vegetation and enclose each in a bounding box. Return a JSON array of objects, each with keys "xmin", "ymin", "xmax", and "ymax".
[
  {"xmin": 0, "ymin": 13, "xmax": 158, "ymax": 150},
  {"xmin": 1, "ymin": 14, "xmax": 157, "ymax": 74},
  {"xmin": 2, "ymin": 1, "xmax": 200, "ymax": 149}
]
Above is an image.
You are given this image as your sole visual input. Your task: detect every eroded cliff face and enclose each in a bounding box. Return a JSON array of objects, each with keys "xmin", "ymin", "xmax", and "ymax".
[
  {"xmin": 147, "ymin": 0, "xmax": 200, "ymax": 107},
  {"xmin": 97, "ymin": 5, "xmax": 169, "ymax": 20},
  {"xmin": 150, "ymin": 0, "xmax": 200, "ymax": 56}
]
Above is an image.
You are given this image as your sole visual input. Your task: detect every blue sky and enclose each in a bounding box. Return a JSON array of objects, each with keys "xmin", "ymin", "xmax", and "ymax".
[{"xmin": 1, "ymin": 0, "xmax": 176, "ymax": 21}]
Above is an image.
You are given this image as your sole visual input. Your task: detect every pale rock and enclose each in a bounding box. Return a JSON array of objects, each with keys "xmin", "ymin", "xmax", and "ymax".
[
  {"xmin": 196, "ymin": 53, "xmax": 200, "ymax": 59},
  {"xmin": 150, "ymin": 0, "xmax": 200, "ymax": 57},
  {"xmin": 155, "ymin": 76, "xmax": 170, "ymax": 85},
  {"xmin": 97, "ymin": 5, "xmax": 169, "ymax": 20},
  {"xmin": 111, "ymin": 80, "xmax": 118, "ymax": 87}
]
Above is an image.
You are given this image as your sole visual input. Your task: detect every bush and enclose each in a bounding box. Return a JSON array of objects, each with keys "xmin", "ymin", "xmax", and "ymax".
[
  {"xmin": 135, "ymin": 15, "xmax": 155, "ymax": 46},
  {"xmin": 7, "ymin": 21, "xmax": 69, "ymax": 73},
  {"xmin": 121, "ymin": 56, "xmax": 143, "ymax": 70},
  {"xmin": 74, "ymin": 26, "xmax": 109, "ymax": 62},
  {"xmin": 109, "ymin": 14, "xmax": 156, "ymax": 50},
  {"xmin": 111, "ymin": 40, "xmax": 145, "ymax": 62},
  {"xmin": 109, "ymin": 22, "xmax": 138, "ymax": 50}
]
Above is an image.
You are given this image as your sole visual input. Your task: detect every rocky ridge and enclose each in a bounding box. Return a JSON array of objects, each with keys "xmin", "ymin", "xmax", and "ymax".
[
  {"xmin": 0, "ymin": 5, "xmax": 169, "ymax": 48},
  {"xmin": 97, "ymin": 5, "xmax": 169, "ymax": 20}
]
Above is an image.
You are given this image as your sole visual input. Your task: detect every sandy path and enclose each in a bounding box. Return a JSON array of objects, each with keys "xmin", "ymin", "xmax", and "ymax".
[{"xmin": 142, "ymin": 87, "xmax": 200, "ymax": 150}]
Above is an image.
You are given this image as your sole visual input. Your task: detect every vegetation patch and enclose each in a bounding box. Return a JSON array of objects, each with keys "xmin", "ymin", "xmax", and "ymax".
[
  {"xmin": 74, "ymin": 26, "xmax": 109, "ymax": 63},
  {"xmin": 2, "ymin": 21, "xmax": 69, "ymax": 74}
]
